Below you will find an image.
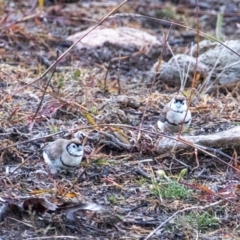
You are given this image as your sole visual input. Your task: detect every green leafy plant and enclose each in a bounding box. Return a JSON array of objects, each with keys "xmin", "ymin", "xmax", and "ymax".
[
  {"xmin": 108, "ymin": 194, "xmax": 125, "ymax": 205},
  {"xmin": 108, "ymin": 195, "xmax": 117, "ymax": 204},
  {"xmin": 48, "ymin": 125, "xmax": 58, "ymax": 134},
  {"xmin": 151, "ymin": 180, "xmax": 193, "ymax": 199},
  {"xmin": 94, "ymin": 159, "xmax": 109, "ymax": 166},
  {"xmin": 135, "ymin": 177, "xmax": 149, "ymax": 186},
  {"xmin": 150, "ymin": 170, "xmax": 193, "ymax": 199},
  {"xmin": 215, "ymin": 11, "xmax": 224, "ymax": 41},
  {"xmin": 56, "ymin": 76, "xmax": 64, "ymax": 92},
  {"xmin": 179, "ymin": 211, "xmax": 219, "ymax": 232},
  {"xmin": 72, "ymin": 69, "xmax": 81, "ymax": 80},
  {"xmin": 154, "ymin": 4, "xmax": 179, "ymax": 20},
  {"xmin": 89, "ymin": 106, "xmax": 98, "ymax": 115}
]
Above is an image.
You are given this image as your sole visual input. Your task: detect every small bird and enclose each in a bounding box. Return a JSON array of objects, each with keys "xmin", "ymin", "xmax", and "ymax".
[
  {"xmin": 43, "ymin": 138, "xmax": 84, "ymax": 174},
  {"xmin": 157, "ymin": 95, "xmax": 192, "ymax": 133}
]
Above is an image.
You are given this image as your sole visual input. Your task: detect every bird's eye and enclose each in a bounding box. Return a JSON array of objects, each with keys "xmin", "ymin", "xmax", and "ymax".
[
  {"xmin": 175, "ymin": 100, "xmax": 184, "ymax": 104},
  {"xmin": 73, "ymin": 144, "xmax": 76, "ymax": 148}
]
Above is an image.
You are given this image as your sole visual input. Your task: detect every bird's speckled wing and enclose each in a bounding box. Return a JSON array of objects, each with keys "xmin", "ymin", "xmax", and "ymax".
[
  {"xmin": 43, "ymin": 139, "xmax": 65, "ymax": 162},
  {"xmin": 160, "ymin": 101, "xmax": 171, "ymax": 122}
]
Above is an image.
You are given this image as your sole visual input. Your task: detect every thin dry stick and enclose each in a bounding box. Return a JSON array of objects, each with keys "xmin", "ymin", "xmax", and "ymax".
[
  {"xmin": 26, "ymin": 237, "xmax": 80, "ymax": 240},
  {"xmin": 8, "ymin": 217, "xmax": 35, "ymax": 228},
  {"xmin": 103, "ymin": 56, "xmax": 128, "ymax": 92},
  {"xmin": 1, "ymin": 151, "xmax": 42, "ymax": 180},
  {"xmin": 192, "ymin": 0, "xmax": 201, "ymax": 89},
  {"xmin": 136, "ymin": 24, "xmax": 173, "ymax": 141},
  {"xmin": 31, "ymin": 52, "xmax": 58, "ymax": 121},
  {"xmin": 178, "ymin": 0, "xmax": 200, "ymax": 138},
  {"xmin": 0, "ymin": 123, "xmax": 239, "ymax": 174},
  {"xmin": 0, "ymin": 130, "xmax": 67, "ymax": 151},
  {"xmin": 0, "ymin": 0, "xmax": 128, "ymax": 106},
  {"xmin": 111, "ymin": 13, "xmax": 240, "ymax": 58},
  {"xmin": 144, "ymin": 200, "xmax": 223, "ymax": 240},
  {"xmin": 180, "ymin": 138, "xmax": 237, "ymax": 171},
  {"xmin": 0, "ymin": 70, "xmax": 43, "ymax": 92},
  {"xmin": 60, "ymin": 168, "xmax": 87, "ymax": 200}
]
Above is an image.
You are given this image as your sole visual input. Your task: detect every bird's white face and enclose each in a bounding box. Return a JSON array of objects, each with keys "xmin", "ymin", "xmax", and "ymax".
[
  {"xmin": 66, "ymin": 142, "xmax": 83, "ymax": 157},
  {"xmin": 170, "ymin": 97, "xmax": 187, "ymax": 112}
]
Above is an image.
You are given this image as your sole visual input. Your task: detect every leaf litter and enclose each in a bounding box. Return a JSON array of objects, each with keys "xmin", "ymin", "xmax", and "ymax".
[{"xmin": 1, "ymin": 0, "xmax": 240, "ymax": 239}]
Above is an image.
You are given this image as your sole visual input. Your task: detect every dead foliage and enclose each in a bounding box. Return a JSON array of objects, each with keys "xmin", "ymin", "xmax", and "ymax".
[{"xmin": 1, "ymin": 0, "xmax": 240, "ymax": 239}]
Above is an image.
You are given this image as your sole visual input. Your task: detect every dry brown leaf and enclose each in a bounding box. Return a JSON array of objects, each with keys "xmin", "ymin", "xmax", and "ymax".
[
  {"xmin": 30, "ymin": 189, "xmax": 55, "ymax": 195},
  {"xmin": 82, "ymin": 111, "xmax": 96, "ymax": 126}
]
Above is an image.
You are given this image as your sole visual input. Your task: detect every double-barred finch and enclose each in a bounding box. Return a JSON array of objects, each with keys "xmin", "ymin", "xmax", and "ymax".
[
  {"xmin": 158, "ymin": 95, "xmax": 192, "ymax": 133},
  {"xmin": 43, "ymin": 138, "xmax": 83, "ymax": 174}
]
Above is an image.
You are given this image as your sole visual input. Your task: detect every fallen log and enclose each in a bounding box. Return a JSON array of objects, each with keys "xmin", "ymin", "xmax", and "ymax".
[{"xmin": 157, "ymin": 126, "xmax": 240, "ymax": 155}]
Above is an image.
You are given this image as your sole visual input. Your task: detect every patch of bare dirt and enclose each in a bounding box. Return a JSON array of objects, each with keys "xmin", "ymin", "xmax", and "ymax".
[{"xmin": 1, "ymin": 1, "xmax": 240, "ymax": 240}]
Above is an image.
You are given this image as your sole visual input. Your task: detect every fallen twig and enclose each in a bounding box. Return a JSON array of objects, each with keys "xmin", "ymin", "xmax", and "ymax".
[{"xmin": 144, "ymin": 200, "xmax": 223, "ymax": 240}]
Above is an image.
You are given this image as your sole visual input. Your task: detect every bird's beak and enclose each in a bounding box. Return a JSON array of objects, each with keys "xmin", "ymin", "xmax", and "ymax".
[
  {"xmin": 175, "ymin": 101, "xmax": 182, "ymax": 108},
  {"xmin": 77, "ymin": 145, "xmax": 83, "ymax": 151}
]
